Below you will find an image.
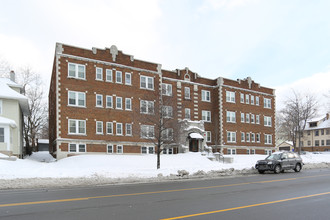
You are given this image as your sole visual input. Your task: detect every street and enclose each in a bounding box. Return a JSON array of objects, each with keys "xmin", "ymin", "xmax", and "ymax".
[{"xmin": 1, "ymin": 169, "xmax": 330, "ymax": 220}]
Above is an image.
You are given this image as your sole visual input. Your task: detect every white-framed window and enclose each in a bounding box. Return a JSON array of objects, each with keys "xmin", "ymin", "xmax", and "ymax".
[
  {"xmin": 240, "ymin": 93, "xmax": 244, "ymax": 103},
  {"xmin": 265, "ymin": 134, "xmax": 272, "ymax": 144},
  {"xmin": 227, "ymin": 131, "xmax": 236, "ymax": 143},
  {"xmin": 162, "ymin": 128, "xmax": 173, "ymax": 141},
  {"xmin": 140, "ymin": 100, "xmax": 154, "ymax": 114},
  {"xmin": 126, "ymin": 123, "xmax": 132, "ymax": 136},
  {"xmin": 256, "ymin": 115, "xmax": 260, "ymax": 124},
  {"xmin": 251, "ymin": 149, "xmax": 255, "ymax": 154},
  {"xmin": 116, "ymin": 97, "xmax": 123, "ymax": 109},
  {"xmin": 68, "ymin": 119, "xmax": 86, "ymax": 135},
  {"xmin": 162, "ymin": 83, "xmax": 172, "ymax": 96},
  {"xmin": 106, "ymin": 69, "xmax": 113, "ymax": 82},
  {"xmin": 141, "ymin": 125, "xmax": 155, "ymax": 139},
  {"xmin": 241, "ymin": 132, "xmax": 245, "ymax": 142},
  {"xmin": 116, "ymin": 123, "xmax": 123, "ymax": 135},
  {"xmin": 251, "ymin": 95, "xmax": 255, "ymax": 105},
  {"xmin": 96, "ymin": 121, "xmax": 103, "ymax": 134},
  {"xmin": 96, "ymin": 67, "xmax": 103, "ymax": 80},
  {"xmin": 246, "ymin": 133, "xmax": 250, "ymax": 142},
  {"xmin": 106, "ymin": 122, "xmax": 113, "ymax": 134},
  {"xmin": 69, "ymin": 143, "xmax": 86, "ymax": 153},
  {"xmin": 96, "ymin": 94, "xmax": 103, "ymax": 107},
  {"xmin": 0, "ymin": 128, "xmax": 4, "ymax": 142},
  {"xmin": 163, "ymin": 148, "xmax": 173, "ymax": 154},
  {"xmin": 140, "ymin": 75, "xmax": 154, "ymax": 90},
  {"xmin": 68, "ymin": 63, "xmax": 85, "ymax": 80},
  {"xmin": 251, "ymin": 114, "xmax": 255, "ymax": 124},
  {"xmin": 106, "ymin": 95, "xmax": 113, "ymax": 108},
  {"xmin": 264, "ymin": 116, "xmax": 272, "ymax": 127},
  {"xmin": 256, "ymin": 96, "xmax": 260, "ymax": 105},
  {"xmin": 125, "ymin": 72, "xmax": 132, "ymax": 85},
  {"xmin": 116, "ymin": 71, "xmax": 122, "ymax": 83},
  {"xmin": 246, "ymin": 113, "xmax": 250, "ymax": 123},
  {"xmin": 265, "ymin": 149, "xmax": 272, "ymax": 155},
  {"xmin": 241, "ymin": 113, "xmax": 245, "ymax": 123},
  {"xmin": 251, "ymin": 133, "xmax": 255, "ymax": 142},
  {"xmin": 107, "ymin": 144, "xmax": 113, "ymax": 154},
  {"xmin": 206, "ymin": 131, "xmax": 211, "ymax": 142},
  {"xmin": 125, "ymin": 98, "xmax": 132, "ymax": 110},
  {"xmin": 68, "ymin": 91, "xmax": 86, "ymax": 107},
  {"xmin": 226, "ymin": 91, "xmax": 235, "ymax": 103},
  {"xmin": 245, "ymin": 94, "xmax": 249, "ymax": 104},
  {"xmin": 142, "ymin": 146, "xmax": 154, "ymax": 154},
  {"xmin": 184, "ymin": 87, "xmax": 190, "ymax": 99},
  {"xmin": 201, "ymin": 90, "xmax": 211, "ymax": 102},
  {"xmin": 162, "ymin": 106, "xmax": 173, "ymax": 118},
  {"xmin": 264, "ymin": 98, "xmax": 271, "ymax": 109},
  {"xmin": 202, "ymin": 110, "xmax": 211, "ymax": 122},
  {"xmin": 185, "ymin": 108, "xmax": 191, "ymax": 120},
  {"xmin": 256, "ymin": 133, "xmax": 260, "ymax": 142},
  {"xmin": 117, "ymin": 145, "xmax": 123, "ymax": 154},
  {"xmin": 226, "ymin": 111, "xmax": 236, "ymax": 123},
  {"xmin": 227, "ymin": 148, "xmax": 236, "ymax": 155}
]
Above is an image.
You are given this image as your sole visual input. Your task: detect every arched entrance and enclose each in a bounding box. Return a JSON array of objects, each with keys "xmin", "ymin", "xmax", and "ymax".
[{"xmin": 188, "ymin": 132, "xmax": 204, "ymax": 152}]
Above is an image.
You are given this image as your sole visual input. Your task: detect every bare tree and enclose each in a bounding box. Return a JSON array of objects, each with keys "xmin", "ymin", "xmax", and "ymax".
[
  {"xmin": 0, "ymin": 58, "xmax": 11, "ymax": 77},
  {"xmin": 324, "ymin": 90, "xmax": 330, "ymax": 112},
  {"xmin": 280, "ymin": 90, "xmax": 318, "ymax": 154}
]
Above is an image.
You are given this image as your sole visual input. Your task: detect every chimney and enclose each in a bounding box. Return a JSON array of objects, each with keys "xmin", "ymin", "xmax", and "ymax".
[{"xmin": 10, "ymin": 70, "xmax": 15, "ymax": 82}]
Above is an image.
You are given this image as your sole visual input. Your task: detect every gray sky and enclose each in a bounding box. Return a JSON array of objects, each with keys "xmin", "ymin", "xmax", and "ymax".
[{"xmin": 0, "ymin": 0, "xmax": 329, "ymax": 114}]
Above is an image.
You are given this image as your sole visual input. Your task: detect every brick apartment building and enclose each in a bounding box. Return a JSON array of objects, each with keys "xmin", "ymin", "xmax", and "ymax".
[{"xmin": 49, "ymin": 43, "xmax": 275, "ymax": 159}]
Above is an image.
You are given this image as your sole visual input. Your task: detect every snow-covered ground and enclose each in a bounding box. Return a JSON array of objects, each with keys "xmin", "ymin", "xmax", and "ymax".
[{"xmin": 0, "ymin": 151, "xmax": 330, "ymax": 189}]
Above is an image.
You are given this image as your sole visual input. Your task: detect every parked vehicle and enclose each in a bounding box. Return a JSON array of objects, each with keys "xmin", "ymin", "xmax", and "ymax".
[{"xmin": 255, "ymin": 151, "xmax": 303, "ymax": 174}]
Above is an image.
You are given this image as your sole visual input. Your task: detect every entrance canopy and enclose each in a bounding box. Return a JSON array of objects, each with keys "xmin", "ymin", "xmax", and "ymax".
[{"xmin": 189, "ymin": 132, "xmax": 204, "ymax": 139}]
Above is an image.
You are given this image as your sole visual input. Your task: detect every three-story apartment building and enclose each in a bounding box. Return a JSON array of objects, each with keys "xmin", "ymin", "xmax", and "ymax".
[{"xmin": 49, "ymin": 43, "xmax": 275, "ymax": 159}]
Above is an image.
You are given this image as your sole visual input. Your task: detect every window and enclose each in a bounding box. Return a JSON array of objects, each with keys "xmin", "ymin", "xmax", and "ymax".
[
  {"xmin": 251, "ymin": 133, "xmax": 255, "ymax": 142},
  {"xmin": 226, "ymin": 91, "xmax": 235, "ymax": 103},
  {"xmin": 251, "ymin": 149, "xmax": 255, "ymax": 154},
  {"xmin": 206, "ymin": 131, "xmax": 211, "ymax": 142},
  {"xmin": 246, "ymin": 113, "xmax": 250, "ymax": 123},
  {"xmin": 162, "ymin": 128, "xmax": 173, "ymax": 141},
  {"xmin": 106, "ymin": 122, "xmax": 113, "ymax": 134},
  {"xmin": 326, "ymin": 140, "xmax": 330, "ymax": 146},
  {"xmin": 117, "ymin": 145, "xmax": 123, "ymax": 154},
  {"xmin": 245, "ymin": 94, "xmax": 249, "ymax": 104},
  {"xmin": 256, "ymin": 133, "xmax": 260, "ymax": 142},
  {"xmin": 68, "ymin": 119, "xmax": 86, "ymax": 135},
  {"xmin": 241, "ymin": 132, "xmax": 245, "ymax": 142},
  {"xmin": 96, "ymin": 67, "xmax": 103, "ymax": 80},
  {"xmin": 265, "ymin": 150, "xmax": 272, "ymax": 155},
  {"xmin": 106, "ymin": 69, "xmax": 113, "ymax": 82},
  {"xmin": 251, "ymin": 95, "xmax": 254, "ymax": 105},
  {"xmin": 142, "ymin": 146, "xmax": 154, "ymax": 154},
  {"xmin": 308, "ymin": 140, "xmax": 311, "ymax": 146},
  {"xmin": 140, "ymin": 75, "xmax": 154, "ymax": 90},
  {"xmin": 241, "ymin": 113, "xmax": 245, "ymax": 123},
  {"xmin": 256, "ymin": 96, "xmax": 260, "ymax": 105},
  {"xmin": 247, "ymin": 149, "xmax": 250, "ymax": 155},
  {"xmin": 125, "ymin": 72, "xmax": 132, "ymax": 85},
  {"xmin": 68, "ymin": 91, "xmax": 85, "ymax": 107},
  {"xmin": 327, "ymin": 129, "xmax": 330, "ymax": 135},
  {"xmin": 162, "ymin": 106, "xmax": 173, "ymax": 118},
  {"xmin": 264, "ymin": 98, "xmax": 271, "ymax": 109},
  {"xmin": 315, "ymin": 130, "xmax": 319, "ymax": 136},
  {"xmin": 201, "ymin": 90, "xmax": 211, "ymax": 102},
  {"xmin": 202, "ymin": 111, "xmax": 211, "ymax": 122},
  {"xmin": 240, "ymin": 93, "xmax": 244, "ymax": 103},
  {"xmin": 227, "ymin": 131, "xmax": 236, "ymax": 143},
  {"xmin": 307, "ymin": 130, "xmax": 311, "ymax": 135},
  {"xmin": 107, "ymin": 145, "xmax": 113, "ymax": 154},
  {"xmin": 321, "ymin": 140, "xmax": 325, "ymax": 146},
  {"xmin": 264, "ymin": 116, "xmax": 272, "ymax": 127},
  {"xmin": 227, "ymin": 148, "xmax": 236, "ymax": 155},
  {"xmin": 185, "ymin": 108, "xmax": 191, "ymax": 120},
  {"xmin": 256, "ymin": 115, "xmax": 260, "ymax": 124},
  {"xmin": 246, "ymin": 133, "xmax": 250, "ymax": 142},
  {"xmin": 96, "ymin": 94, "xmax": 103, "ymax": 107},
  {"xmin": 106, "ymin": 96, "xmax": 113, "ymax": 108},
  {"xmin": 226, "ymin": 111, "xmax": 236, "ymax": 123},
  {"xmin": 116, "ymin": 123, "xmax": 123, "ymax": 135},
  {"xmin": 96, "ymin": 121, "xmax": 103, "ymax": 134},
  {"xmin": 251, "ymin": 114, "xmax": 255, "ymax": 124},
  {"xmin": 184, "ymin": 87, "xmax": 190, "ymax": 99},
  {"xmin": 163, "ymin": 148, "xmax": 173, "ymax": 154},
  {"xmin": 68, "ymin": 63, "xmax": 85, "ymax": 79},
  {"xmin": 0, "ymin": 128, "xmax": 4, "ymax": 142},
  {"xmin": 125, "ymin": 98, "xmax": 132, "ymax": 110},
  {"xmin": 141, "ymin": 125, "xmax": 155, "ymax": 139},
  {"xmin": 140, "ymin": 100, "xmax": 154, "ymax": 114},
  {"xmin": 69, "ymin": 143, "xmax": 86, "ymax": 153},
  {"xmin": 116, "ymin": 97, "xmax": 122, "ymax": 109},
  {"xmin": 116, "ymin": 71, "xmax": 122, "ymax": 83},
  {"xmin": 162, "ymin": 84, "xmax": 172, "ymax": 96},
  {"xmin": 321, "ymin": 129, "xmax": 324, "ymax": 135},
  {"xmin": 126, "ymin": 123, "xmax": 132, "ymax": 136},
  {"xmin": 315, "ymin": 140, "xmax": 319, "ymax": 146},
  {"xmin": 265, "ymin": 134, "xmax": 272, "ymax": 144}
]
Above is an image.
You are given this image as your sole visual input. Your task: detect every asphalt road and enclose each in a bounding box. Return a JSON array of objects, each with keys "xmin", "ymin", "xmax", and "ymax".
[{"xmin": 1, "ymin": 169, "xmax": 330, "ymax": 220}]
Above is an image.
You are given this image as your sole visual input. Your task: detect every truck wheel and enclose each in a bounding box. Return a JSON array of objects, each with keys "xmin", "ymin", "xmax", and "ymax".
[
  {"xmin": 274, "ymin": 165, "xmax": 281, "ymax": 174},
  {"xmin": 294, "ymin": 164, "xmax": 301, "ymax": 172}
]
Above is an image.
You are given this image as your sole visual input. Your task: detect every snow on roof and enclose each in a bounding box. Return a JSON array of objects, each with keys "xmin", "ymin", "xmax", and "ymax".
[
  {"xmin": 0, "ymin": 116, "xmax": 17, "ymax": 128},
  {"xmin": 189, "ymin": 132, "xmax": 204, "ymax": 139},
  {"xmin": 0, "ymin": 78, "xmax": 29, "ymax": 115},
  {"xmin": 305, "ymin": 114, "xmax": 330, "ymax": 130},
  {"xmin": 38, "ymin": 139, "xmax": 49, "ymax": 144}
]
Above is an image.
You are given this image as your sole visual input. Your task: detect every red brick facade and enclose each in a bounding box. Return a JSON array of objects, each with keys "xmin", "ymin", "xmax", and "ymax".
[{"xmin": 49, "ymin": 43, "xmax": 275, "ymax": 159}]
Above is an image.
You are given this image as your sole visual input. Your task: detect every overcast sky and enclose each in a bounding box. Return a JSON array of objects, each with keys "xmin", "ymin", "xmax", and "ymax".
[{"xmin": 0, "ymin": 0, "xmax": 329, "ymax": 114}]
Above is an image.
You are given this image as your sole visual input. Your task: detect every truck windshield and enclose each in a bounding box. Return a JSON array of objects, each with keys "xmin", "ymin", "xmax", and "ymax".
[{"xmin": 266, "ymin": 154, "xmax": 281, "ymax": 160}]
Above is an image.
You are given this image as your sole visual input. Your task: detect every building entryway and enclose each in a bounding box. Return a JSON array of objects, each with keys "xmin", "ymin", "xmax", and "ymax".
[{"xmin": 188, "ymin": 132, "xmax": 204, "ymax": 152}]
